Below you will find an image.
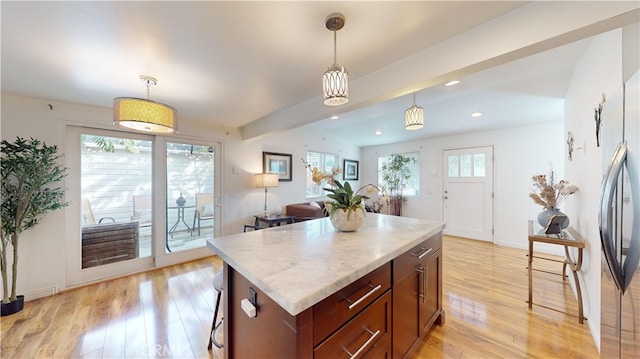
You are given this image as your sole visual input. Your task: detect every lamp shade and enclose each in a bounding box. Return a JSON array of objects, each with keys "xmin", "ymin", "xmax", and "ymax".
[
  {"xmin": 323, "ymin": 64, "xmax": 349, "ymax": 106},
  {"xmin": 113, "ymin": 97, "xmax": 178, "ymax": 134},
  {"xmin": 255, "ymin": 173, "xmax": 279, "ymax": 188},
  {"xmin": 405, "ymin": 104, "xmax": 424, "ymax": 130}
]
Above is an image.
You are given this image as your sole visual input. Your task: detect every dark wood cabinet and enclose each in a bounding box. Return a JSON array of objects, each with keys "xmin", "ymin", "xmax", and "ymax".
[
  {"xmin": 224, "ymin": 232, "xmax": 443, "ymax": 359},
  {"xmin": 392, "ymin": 233, "xmax": 444, "ymax": 358},
  {"xmin": 313, "ymin": 262, "xmax": 391, "ymax": 346},
  {"xmin": 314, "ymin": 291, "xmax": 391, "ymax": 358},
  {"xmin": 420, "ymin": 247, "xmax": 444, "ymax": 334}
]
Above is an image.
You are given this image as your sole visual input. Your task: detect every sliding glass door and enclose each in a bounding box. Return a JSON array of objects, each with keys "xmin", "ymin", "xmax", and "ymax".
[
  {"xmin": 67, "ymin": 127, "xmax": 220, "ymax": 286},
  {"xmin": 165, "ymin": 142, "xmax": 215, "ymax": 254}
]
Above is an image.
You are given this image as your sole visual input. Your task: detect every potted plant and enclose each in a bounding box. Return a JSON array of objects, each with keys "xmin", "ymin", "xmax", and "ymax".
[
  {"xmin": 1, "ymin": 137, "xmax": 68, "ymax": 316},
  {"xmin": 380, "ymin": 153, "xmax": 416, "ymax": 216},
  {"xmin": 303, "ymin": 159, "xmax": 378, "ymax": 231}
]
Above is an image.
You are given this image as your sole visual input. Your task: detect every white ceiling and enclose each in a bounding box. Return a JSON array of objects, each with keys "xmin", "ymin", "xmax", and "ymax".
[{"xmin": 0, "ymin": 2, "xmax": 635, "ymax": 147}]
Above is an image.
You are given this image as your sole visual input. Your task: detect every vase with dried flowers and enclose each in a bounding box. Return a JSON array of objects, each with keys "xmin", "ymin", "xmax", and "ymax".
[
  {"xmin": 529, "ymin": 170, "xmax": 578, "ymax": 229},
  {"xmin": 302, "ymin": 159, "xmax": 380, "ymax": 231}
]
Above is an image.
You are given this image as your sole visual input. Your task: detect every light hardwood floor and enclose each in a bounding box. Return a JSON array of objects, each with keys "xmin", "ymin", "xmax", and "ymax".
[{"xmin": 1, "ymin": 236, "xmax": 598, "ymax": 358}]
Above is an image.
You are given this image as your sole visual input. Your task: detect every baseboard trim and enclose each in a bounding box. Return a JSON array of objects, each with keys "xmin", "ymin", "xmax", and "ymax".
[{"xmin": 24, "ymin": 287, "xmax": 58, "ymax": 301}]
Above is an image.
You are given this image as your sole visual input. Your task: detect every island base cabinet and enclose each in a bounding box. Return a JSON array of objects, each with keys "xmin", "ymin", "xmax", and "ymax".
[
  {"xmin": 392, "ymin": 268, "xmax": 419, "ymax": 358},
  {"xmin": 420, "ymin": 249, "xmax": 444, "ymax": 336},
  {"xmin": 226, "ymin": 266, "xmax": 314, "ymax": 359},
  {"xmin": 314, "ymin": 291, "xmax": 392, "ymax": 359},
  {"xmin": 392, "ymin": 233, "xmax": 444, "ymax": 358},
  {"xmin": 225, "ymin": 264, "xmax": 390, "ymax": 359},
  {"xmin": 223, "ymin": 232, "xmax": 443, "ymax": 359}
]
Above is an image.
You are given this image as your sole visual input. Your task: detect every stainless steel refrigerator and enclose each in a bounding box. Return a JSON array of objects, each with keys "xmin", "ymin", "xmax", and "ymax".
[{"xmin": 599, "ymin": 24, "xmax": 640, "ymax": 359}]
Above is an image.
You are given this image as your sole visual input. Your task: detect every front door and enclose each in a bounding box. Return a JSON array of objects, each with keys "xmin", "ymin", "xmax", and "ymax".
[{"xmin": 442, "ymin": 146, "xmax": 494, "ymax": 242}]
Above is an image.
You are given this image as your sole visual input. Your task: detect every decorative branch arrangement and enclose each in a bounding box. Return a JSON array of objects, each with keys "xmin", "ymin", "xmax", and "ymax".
[{"xmin": 594, "ymin": 93, "xmax": 606, "ymax": 147}]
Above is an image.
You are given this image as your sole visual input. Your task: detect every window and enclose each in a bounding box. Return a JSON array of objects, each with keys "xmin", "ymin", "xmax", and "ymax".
[
  {"xmin": 377, "ymin": 152, "xmax": 420, "ymax": 196},
  {"xmin": 447, "ymin": 152, "xmax": 486, "ymax": 178},
  {"xmin": 306, "ymin": 151, "xmax": 338, "ymax": 198}
]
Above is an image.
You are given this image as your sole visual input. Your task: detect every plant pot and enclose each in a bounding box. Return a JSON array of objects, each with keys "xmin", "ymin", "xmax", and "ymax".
[
  {"xmin": 1, "ymin": 295, "xmax": 24, "ymax": 316},
  {"xmin": 389, "ymin": 196, "xmax": 402, "ymax": 216},
  {"xmin": 328, "ymin": 207, "xmax": 365, "ymax": 232},
  {"xmin": 537, "ymin": 207, "xmax": 569, "ymax": 229}
]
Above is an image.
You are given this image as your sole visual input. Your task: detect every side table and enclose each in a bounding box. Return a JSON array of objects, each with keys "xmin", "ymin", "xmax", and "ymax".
[
  {"xmin": 168, "ymin": 205, "xmax": 196, "ymax": 252},
  {"xmin": 254, "ymin": 215, "xmax": 295, "ymax": 228},
  {"xmin": 527, "ymin": 220, "xmax": 585, "ymax": 324}
]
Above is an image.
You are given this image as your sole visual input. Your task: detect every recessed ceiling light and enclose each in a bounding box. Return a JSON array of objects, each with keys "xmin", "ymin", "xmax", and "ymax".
[
  {"xmin": 471, "ymin": 112, "xmax": 483, "ymax": 118},
  {"xmin": 375, "ymin": 130, "xmax": 382, "ymax": 135},
  {"xmin": 444, "ymin": 80, "xmax": 460, "ymax": 87},
  {"xmin": 330, "ymin": 115, "xmax": 339, "ymax": 120}
]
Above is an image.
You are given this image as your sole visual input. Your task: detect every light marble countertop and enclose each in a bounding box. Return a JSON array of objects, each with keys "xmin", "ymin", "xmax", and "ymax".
[{"xmin": 207, "ymin": 213, "xmax": 445, "ymax": 316}]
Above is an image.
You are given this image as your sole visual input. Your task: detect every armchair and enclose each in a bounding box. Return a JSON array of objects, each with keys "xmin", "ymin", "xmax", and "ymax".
[
  {"xmin": 193, "ymin": 193, "xmax": 214, "ymax": 235},
  {"xmin": 132, "ymin": 195, "xmax": 152, "ymax": 227}
]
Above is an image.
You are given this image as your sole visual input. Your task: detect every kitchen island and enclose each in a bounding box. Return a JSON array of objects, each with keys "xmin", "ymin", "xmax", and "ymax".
[{"xmin": 207, "ymin": 213, "xmax": 445, "ymax": 358}]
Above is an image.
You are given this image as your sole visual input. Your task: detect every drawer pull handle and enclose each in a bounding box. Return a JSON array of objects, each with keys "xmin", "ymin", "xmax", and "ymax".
[
  {"xmin": 416, "ymin": 265, "xmax": 429, "ymax": 303},
  {"xmin": 346, "ymin": 284, "xmax": 382, "ymax": 310},
  {"xmin": 417, "ymin": 247, "xmax": 433, "ymax": 259},
  {"xmin": 344, "ymin": 328, "xmax": 381, "ymax": 358},
  {"xmin": 424, "ymin": 264, "xmax": 429, "ymax": 302}
]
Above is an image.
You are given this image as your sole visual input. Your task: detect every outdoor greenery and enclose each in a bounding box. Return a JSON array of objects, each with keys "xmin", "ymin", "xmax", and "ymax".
[{"xmin": 1, "ymin": 137, "xmax": 68, "ymax": 304}]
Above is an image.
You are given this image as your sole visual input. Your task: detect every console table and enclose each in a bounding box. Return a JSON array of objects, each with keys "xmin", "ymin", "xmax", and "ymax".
[{"xmin": 527, "ymin": 220, "xmax": 585, "ymax": 323}]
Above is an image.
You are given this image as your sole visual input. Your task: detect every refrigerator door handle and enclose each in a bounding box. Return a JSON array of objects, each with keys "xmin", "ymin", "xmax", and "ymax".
[{"xmin": 599, "ymin": 142, "xmax": 627, "ymax": 293}]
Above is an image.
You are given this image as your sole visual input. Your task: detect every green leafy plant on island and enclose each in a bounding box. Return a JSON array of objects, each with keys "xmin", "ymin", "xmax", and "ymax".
[
  {"xmin": 303, "ymin": 159, "xmax": 379, "ymax": 218},
  {"xmin": 1, "ymin": 137, "xmax": 69, "ymax": 307}
]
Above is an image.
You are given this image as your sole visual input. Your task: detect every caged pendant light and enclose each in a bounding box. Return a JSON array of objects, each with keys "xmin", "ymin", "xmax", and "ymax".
[
  {"xmin": 322, "ymin": 13, "xmax": 349, "ymax": 106},
  {"xmin": 405, "ymin": 92, "xmax": 424, "ymax": 130},
  {"xmin": 113, "ymin": 75, "xmax": 178, "ymax": 134}
]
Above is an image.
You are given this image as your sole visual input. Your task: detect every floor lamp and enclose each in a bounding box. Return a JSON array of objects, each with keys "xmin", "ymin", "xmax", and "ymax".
[{"xmin": 255, "ymin": 173, "xmax": 279, "ymax": 216}]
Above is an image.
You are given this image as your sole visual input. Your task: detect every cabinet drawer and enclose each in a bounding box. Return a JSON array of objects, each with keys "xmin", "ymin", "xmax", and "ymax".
[
  {"xmin": 314, "ymin": 290, "xmax": 391, "ymax": 359},
  {"xmin": 313, "ymin": 262, "xmax": 391, "ymax": 345},
  {"xmin": 393, "ymin": 233, "xmax": 441, "ymax": 283}
]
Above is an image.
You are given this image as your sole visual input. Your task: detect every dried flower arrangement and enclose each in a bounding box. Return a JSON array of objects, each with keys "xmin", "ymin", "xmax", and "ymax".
[{"xmin": 529, "ymin": 170, "xmax": 578, "ymax": 209}]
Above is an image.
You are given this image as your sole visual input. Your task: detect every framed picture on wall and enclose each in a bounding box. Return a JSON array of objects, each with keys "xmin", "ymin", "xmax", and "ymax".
[
  {"xmin": 343, "ymin": 159, "xmax": 359, "ymax": 180},
  {"xmin": 263, "ymin": 151, "xmax": 292, "ymax": 181}
]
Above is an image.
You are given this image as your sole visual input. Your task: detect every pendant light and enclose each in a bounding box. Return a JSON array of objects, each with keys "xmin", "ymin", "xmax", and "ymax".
[
  {"xmin": 322, "ymin": 13, "xmax": 349, "ymax": 106},
  {"xmin": 113, "ymin": 75, "xmax": 178, "ymax": 134},
  {"xmin": 405, "ymin": 92, "xmax": 424, "ymax": 130}
]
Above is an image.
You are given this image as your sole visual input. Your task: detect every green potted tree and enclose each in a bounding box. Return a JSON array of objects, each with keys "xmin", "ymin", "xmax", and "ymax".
[
  {"xmin": 381, "ymin": 153, "xmax": 416, "ymax": 216},
  {"xmin": 1, "ymin": 137, "xmax": 68, "ymax": 316}
]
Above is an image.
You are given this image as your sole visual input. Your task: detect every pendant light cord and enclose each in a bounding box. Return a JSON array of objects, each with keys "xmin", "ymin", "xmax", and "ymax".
[{"xmin": 333, "ymin": 28, "xmax": 337, "ymax": 65}]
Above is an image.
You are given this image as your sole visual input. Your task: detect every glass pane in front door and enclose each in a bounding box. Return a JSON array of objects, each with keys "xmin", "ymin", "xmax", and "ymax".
[
  {"xmin": 81, "ymin": 134, "xmax": 153, "ymax": 268},
  {"xmin": 165, "ymin": 142, "xmax": 214, "ymax": 253}
]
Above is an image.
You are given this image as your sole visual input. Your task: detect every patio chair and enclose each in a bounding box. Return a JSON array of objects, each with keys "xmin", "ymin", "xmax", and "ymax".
[
  {"xmin": 132, "ymin": 194, "xmax": 152, "ymax": 227},
  {"xmin": 81, "ymin": 197, "xmax": 114, "ymax": 225},
  {"xmin": 193, "ymin": 193, "xmax": 214, "ymax": 235}
]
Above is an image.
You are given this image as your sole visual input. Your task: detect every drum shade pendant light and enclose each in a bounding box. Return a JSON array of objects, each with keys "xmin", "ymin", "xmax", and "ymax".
[
  {"xmin": 322, "ymin": 13, "xmax": 349, "ymax": 106},
  {"xmin": 114, "ymin": 75, "xmax": 178, "ymax": 134},
  {"xmin": 405, "ymin": 92, "xmax": 424, "ymax": 130}
]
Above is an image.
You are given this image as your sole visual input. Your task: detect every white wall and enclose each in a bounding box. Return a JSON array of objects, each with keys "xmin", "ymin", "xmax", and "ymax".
[
  {"xmin": 361, "ymin": 121, "xmax": 564, "ymax": 250},
  {"xmin": 564, "ymin": 28, "xmax": 625, "ymax": 350},
  {"xmin": 0, "ymin": 93, "xmax": 358, "ymax": 300}
]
